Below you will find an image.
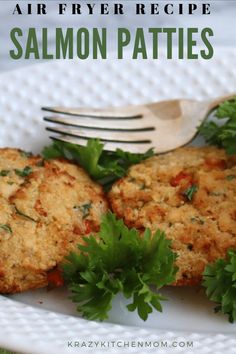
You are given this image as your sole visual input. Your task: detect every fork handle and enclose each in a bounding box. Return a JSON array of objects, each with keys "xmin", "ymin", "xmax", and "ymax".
[{"xmin": 207, "ymin": 93, "xmax": 236, "ymax": 111}]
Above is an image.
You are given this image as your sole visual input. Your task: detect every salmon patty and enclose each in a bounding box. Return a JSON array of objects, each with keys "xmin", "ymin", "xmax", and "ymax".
[
  {"xmin": 109, "ymin": 147, "xmax": 236, "ymax": 285},
  {"xmin": 0, "ymin": 148, "xmax": 108, "ymax": 293}
]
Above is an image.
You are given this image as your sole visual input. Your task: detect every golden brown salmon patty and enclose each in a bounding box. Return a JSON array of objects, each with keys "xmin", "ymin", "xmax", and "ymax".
[
  {"xmin": 109, "ymin": 147, "xmax": 236, "ymax": 286},
  {"xmin": 0, "ymin": 148, "xmax": 108, "ymax": 293}
]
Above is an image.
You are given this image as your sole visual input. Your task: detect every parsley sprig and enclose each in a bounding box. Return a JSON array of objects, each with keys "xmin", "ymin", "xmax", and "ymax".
[
  {"xmin": 198, "ymin": 98, "xmax": 236, "ymax": 154},
  {"xmin": 42, "ymin": 139, "xmax": 154, "ymax": 190},
  {"xmin": 202, "ymin": 250, "xmax": 236, "ymax": 323},
  {"xmin": 62, "ymin": 212, "xmax": 177, "ymax": 321}
]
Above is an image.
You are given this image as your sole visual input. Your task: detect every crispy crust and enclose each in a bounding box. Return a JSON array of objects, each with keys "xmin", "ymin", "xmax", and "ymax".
[
  {"xmin": 109, "ymin": 147, "xmax": 236, "ymax": 285},
  {"xmin": 0, "ymin": 148, "xmax": 108, "ymax": 293}
]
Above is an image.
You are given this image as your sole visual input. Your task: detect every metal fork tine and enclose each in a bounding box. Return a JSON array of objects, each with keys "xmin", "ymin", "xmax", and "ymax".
[
  {"xmin": 42, "ymin": 107, "xmax": 142, "ymax": 119},
  {"xmin": 50, "ymin": 136, "xmax": 152, "ymax": 153},
  {"xmin": 44, "ymin": 116, "xmax": 155, "ymax": 132},
  {"xmin": 46, "ymin": 126, "xmax": 152, "ymax": 143}
]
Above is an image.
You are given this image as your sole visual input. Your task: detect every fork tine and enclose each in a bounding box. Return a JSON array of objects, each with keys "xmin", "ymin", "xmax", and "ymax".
[
  {"xmin": 46, "ymin": 126, "xmax": 151, "ymax": 143},
  {"xmin": 42, "ymin": 106, "xmax": 142, "ymax": 119},
  {"xmin": 44, "ymin": 116, "xmax": 155, "ymax": 131},
  {"xmin": 50, "ymin": 136, "xmax": 152, "ymax": 153}
]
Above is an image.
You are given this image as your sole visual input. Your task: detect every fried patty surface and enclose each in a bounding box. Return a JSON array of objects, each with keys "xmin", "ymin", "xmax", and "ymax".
[
  {"xmin": 109, "ymin": 147, "xmax": 236, "ymax": 285},
  {"xmin": 0, "ymin": 148, "xmax": 108, "ymax": 293}
]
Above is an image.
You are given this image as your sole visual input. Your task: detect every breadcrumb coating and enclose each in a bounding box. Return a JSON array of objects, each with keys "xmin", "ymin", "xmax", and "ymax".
[
  {"xmin": 109, "ymin": 147, "xmax": 236, "ymax": 285},
  {"xmin": 0, "ymin": 148, "xmax": 108, "ymax": 293}
]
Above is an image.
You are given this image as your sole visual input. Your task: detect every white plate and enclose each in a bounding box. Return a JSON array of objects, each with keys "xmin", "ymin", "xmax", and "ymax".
[{"xmin": 0, "ymin": 48, "xmax": 236, "ymax": 354}]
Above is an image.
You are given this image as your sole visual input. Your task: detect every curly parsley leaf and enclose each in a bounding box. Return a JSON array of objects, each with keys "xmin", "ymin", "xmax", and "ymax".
[
  {"xmin": 216, "ymin": 99, "xmax": 236, "ymax": 119},
  {"xmin": 42, "ymin": 139, "xmax": 154, "ymax": 190},
  {"xmin": 202, "ymin": 250, "xmax": 236, "ymax": 323},
  {"xmin": 198, "ymin": 98, "xmax": 236, "ymax": 155},
  {"xmin": 62, "ymin": 212, "xmax": 177, "ymax": 321}
]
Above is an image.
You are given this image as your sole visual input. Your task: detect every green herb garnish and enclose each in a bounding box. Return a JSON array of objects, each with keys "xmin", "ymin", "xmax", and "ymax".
[
  {"xmin": 0, "ymin": 349, "xmax": 17, "ymax": 354},
  {"xmin": 190, "ymin": 216, "xmax": 204, "ymax": 225},
  {"xmin": 202, "ymin": 250, "xmax": 236, "ymax": 323},
  {"xmin": 14, "ymin": 166, "xmax": 33, "ymax": 177},
  {"xmin": 183, "ymin": 184, "xmax": 198, "ymax": 201},
  {"xmin": 42, "ymin": 139, "xmax": 154, "ymax": 191},
  {"xmin": 20, "ymin": 151, "xmax": 33, "ymax": 158},
  {"xmin": 74, "ymin": 202, "xmax": 92, "ymax": 219},
  {"xmin": 14, "ymin": 205, "xmax": 37, "ymax": 222},
  {"xmin": 0, "ymin": 170, "xmax": 10, "ymax": 177},
  {"xmin": 226, "ymin": 175, "xmax": 236, "ymax": 181},
  {"xmin": 198, "ymin": 98, "xmax": 236, "ymax": 155},
  {"xmin": 62, "ymin": 212, "xmax": 177, "ymax": 321},
  {"xmin": 0, "ymin": 224, "xmax": 12, "ymax": 234},
  {"xmin": 140, "ymin": 183, "xmax": 146, "ymax": 190}
]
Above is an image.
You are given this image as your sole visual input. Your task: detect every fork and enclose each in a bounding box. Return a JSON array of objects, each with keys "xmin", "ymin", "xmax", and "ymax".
[{"xmin": 42, "ymin": 94, "xmax": 235, "ymax": 154}]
